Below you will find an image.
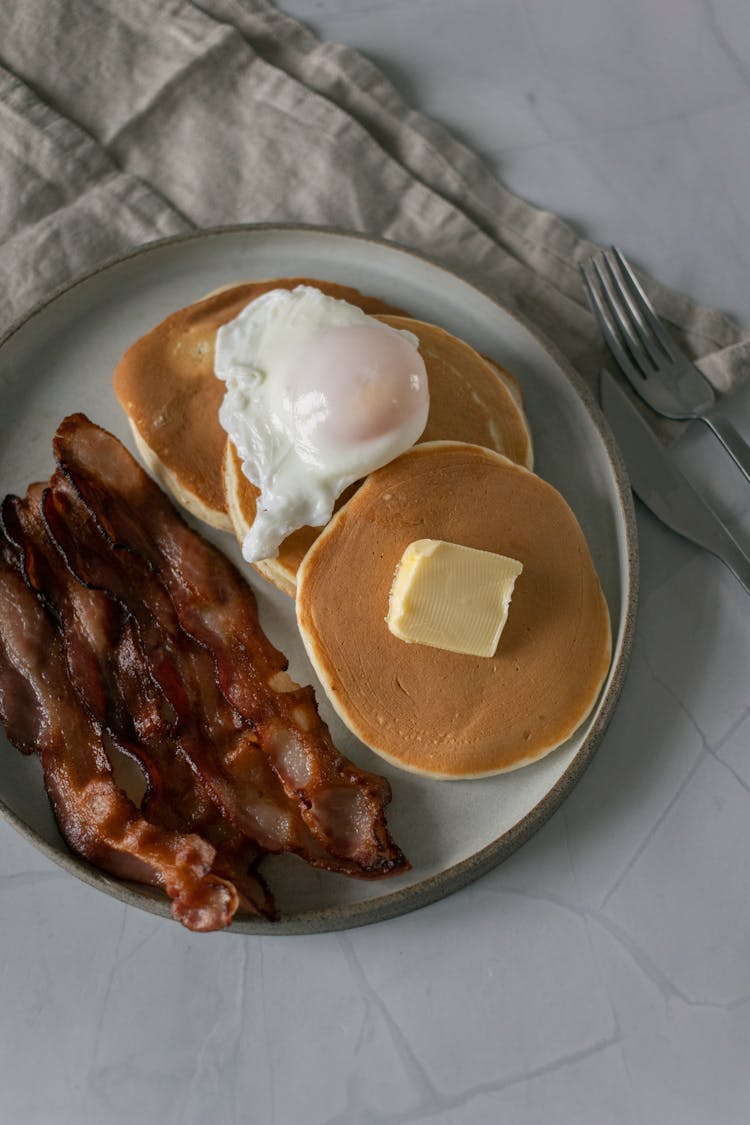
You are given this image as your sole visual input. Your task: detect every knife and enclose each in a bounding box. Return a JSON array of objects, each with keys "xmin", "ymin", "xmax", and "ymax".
[{"xmin": 601, "ymin": 369, "xmax": 750, "ymax": 595}]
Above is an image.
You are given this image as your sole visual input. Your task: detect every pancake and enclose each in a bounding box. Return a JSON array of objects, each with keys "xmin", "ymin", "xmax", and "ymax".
[
  {"xmin": 223, "ymin": 315, "xmax": 533, "ymax": 595},
  {"xmin": 223, "ymin": 442, "xmax": 357, "ymax": 598},
  {"xmin": 296, "ymin": 441, "xmax": 612, "ymax": 779},
  {"xmin": 379, "ymin": 317, "xmax": 533, "ymax": 470},
  {"xmin": 113, "ymin": 279, "xmax": 406, "ymax": 530},
  {"xmin": 483, "ymin": 357, "xmax": 524, "ymax": 412}
]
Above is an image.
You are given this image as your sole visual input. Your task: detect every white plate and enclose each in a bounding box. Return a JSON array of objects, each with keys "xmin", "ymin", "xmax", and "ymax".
[{"xmin": 0, "ymin": 225, "xmax": 637, "ymax": 933}]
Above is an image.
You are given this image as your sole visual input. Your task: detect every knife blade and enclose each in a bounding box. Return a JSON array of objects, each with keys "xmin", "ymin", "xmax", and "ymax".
[{"xmin": 601, "ymin": 369, "xmax": 750, "ymax": 595}]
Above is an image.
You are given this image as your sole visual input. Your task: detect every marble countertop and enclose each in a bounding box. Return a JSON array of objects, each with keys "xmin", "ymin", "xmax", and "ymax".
[{"xmin": 3, "ymin": 2, "xmax": 750, "ymax": 1122}]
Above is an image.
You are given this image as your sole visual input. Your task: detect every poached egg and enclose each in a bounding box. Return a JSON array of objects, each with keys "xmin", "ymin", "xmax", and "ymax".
[{"xmin": 215, "ymin": 286, "xmax": 429, "ymax": 562}]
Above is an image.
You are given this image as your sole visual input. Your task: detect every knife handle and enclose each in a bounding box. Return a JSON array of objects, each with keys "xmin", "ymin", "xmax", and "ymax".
[{"xmin": 703, "ymin": 412, "xmax": 750, "ymax": 484}]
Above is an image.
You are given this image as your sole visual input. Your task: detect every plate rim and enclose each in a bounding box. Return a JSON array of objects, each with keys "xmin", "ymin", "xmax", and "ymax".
[{"xmin": 0, "ymin": 222, "xmax": 639, "ymax": 935}]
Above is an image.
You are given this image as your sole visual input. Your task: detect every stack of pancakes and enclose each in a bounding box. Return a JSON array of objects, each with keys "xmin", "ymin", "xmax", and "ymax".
[{"xmin": 115, "ymin": 280, "xmax": 610, "ymax": 779}]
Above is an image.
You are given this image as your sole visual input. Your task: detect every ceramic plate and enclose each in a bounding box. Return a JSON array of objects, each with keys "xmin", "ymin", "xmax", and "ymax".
[{"xmin": 0, "ymin": 225, "xmax": 637, "ymax": 934}]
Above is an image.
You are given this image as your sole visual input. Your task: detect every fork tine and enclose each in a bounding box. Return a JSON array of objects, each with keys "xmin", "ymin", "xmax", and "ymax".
[
  {"xmin": 601, "ymin": 252, "xmax": 663, "ymax": 370},
  {"xmin": 580, "ymin": 259, "xmax": 645, "ymax": 386},
  {"xmin": 610, "ymin": 246, "xmax": 682, "ymax": 363},
  {"xmin": 588, "ymin": 255, "xmax": 654, "ymax": 378}
]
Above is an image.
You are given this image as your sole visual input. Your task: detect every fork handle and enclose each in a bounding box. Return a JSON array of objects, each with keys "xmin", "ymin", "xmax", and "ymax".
[{"xmin": 702, "ymin": 413, "xmax": 750, "ymax": 484}]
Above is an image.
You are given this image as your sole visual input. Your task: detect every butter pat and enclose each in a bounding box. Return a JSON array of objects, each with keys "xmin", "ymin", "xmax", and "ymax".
[{"xmin": 386, "ymin": 539, "xmax": 523, "ymax": 658}]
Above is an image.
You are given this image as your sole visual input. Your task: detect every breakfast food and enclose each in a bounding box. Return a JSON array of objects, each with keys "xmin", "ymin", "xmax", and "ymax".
[
  {"xmin": 296, "ymin": 442, "xmax": 612, "ymax": 779},
  {"xmin": 112, "ymin": 282, "xmax": 609, "ymax": 784},
  {"xmin": 113, "ymin": 279, "xmax": 405, "ymax": 531},
  {"xmin": 115, "ymin": 276, "xmax": 534, "ymax": 597},
  {"xmin": 0, "ymin": 529, "xmax": 241, "ymax": 932},
  {"xmin": 0, "ymin": 247, "xmax": 619, "ymax": 934},
  {"xmin": 3, "ymin": 487, "xmax": 275, "ymax": 919},
  {"xmin": 55, "ymin": 415, "xmax": 407, "ymax": 873},
  {"xmin": 0, "ymin": 415, "xmax": 408, "ymax": 931},
  {"xmin": 386, "ymin": 539, "xmax": 524, "ymax": 657},
  {"xmin": 215, "ymin": 286, "xmax": 430, "ymax": 562},
  {"xmin": 383, "ymin": 317, "xmax": 532, "ymax": 468},
  {"xmin": 222, "ymin": 310, "xmax": 534, "ymax": 595},
  {"xmin": 223, "ymin": 441, "xmax": 353, "ymax": 598}
]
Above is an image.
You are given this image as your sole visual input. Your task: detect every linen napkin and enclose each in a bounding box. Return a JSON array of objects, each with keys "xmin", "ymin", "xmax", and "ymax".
[{"xmin": 1, "ymin": 0, "xmax": 747, "ymax": 406}]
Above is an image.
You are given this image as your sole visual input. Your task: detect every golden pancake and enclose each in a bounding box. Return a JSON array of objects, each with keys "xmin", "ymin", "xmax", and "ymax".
[
  {"xmin": 379, "ymin": 317, "xmax": 533, "ymax": 470},
  {"xmin": 224, "ymin": 316, "xmax": 533, "ymax": 595},
  {"xmin": 296, "ymin": 441, "xmax": 612, "ymax": 779},
  {"xmin": 223, "ymin": 441, "xmax": 357, "ymax": 598},
  {"xmin": 484, "ymin": 357, "xmax": 524, "ymax": 412},
  {"xmin": 113, "ymin": 279, "xmax": 406, "ymax": 530}
]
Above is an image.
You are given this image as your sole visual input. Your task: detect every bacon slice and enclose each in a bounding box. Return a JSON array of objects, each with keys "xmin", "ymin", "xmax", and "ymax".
[
  {"xmin": 0, "ymin": 534, "xmax": 239, "ymax": 932},
  {"xmin": 115, "ymin": 634, "xmax": 274, "ymax": 917},
  {"xmin": 2, "ymin": 491, "xmax": 275, "ymax": 918},
  {"xmin": 3, "ymin": 487, "xmax": 132, "ymax": 736},
  {"xmin": 52, "ymin": 418, "xmax": 407, "ymax": 873},
  {"xmin": 53, "ymin": 414, "xmax": 408, "ymax": 874},
  {"xmin": 41, "ymin": 474, "xmax": 368, "ymax": 878}
]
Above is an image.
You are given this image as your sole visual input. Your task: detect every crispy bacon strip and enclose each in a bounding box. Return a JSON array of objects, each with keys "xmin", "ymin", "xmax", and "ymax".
[
  {"xmin": 41, "ymin": 474, "xmax": 367, "ymax": 877},
  {"xmin": 4, "ymin": 488, "xmax": 133, "ymax": 736},
  {"xmin": 3, "ymin": 491, "xmax": 275, "ymax": 918},
  {"xmin": 0, "ymin": 535, "xmax": 239, "ymax": 932},
  {"xmin": 54, "ymin": 414, "xmax": 408, "ymax": 875},
  {"xmin": 113, "ymin": 623, "xmax": 274, "ymax": 916}
]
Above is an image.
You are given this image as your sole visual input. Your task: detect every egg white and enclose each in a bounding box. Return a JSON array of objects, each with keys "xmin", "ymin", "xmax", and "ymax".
[{"xmin": 214, "ymin": 286, "xmax": 429, "ymax": 562}]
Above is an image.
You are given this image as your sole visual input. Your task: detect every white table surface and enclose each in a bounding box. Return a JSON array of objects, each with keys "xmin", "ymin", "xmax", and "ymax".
[{"xmin": 3, "ymin": 3, "xmax": 750, "ymax": 1123}]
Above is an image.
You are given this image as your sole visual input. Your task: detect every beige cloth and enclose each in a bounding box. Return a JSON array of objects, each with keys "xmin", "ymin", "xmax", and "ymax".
[{"xmin": 1, "ymin": 0, "xmax": 747, "ymax": 403}]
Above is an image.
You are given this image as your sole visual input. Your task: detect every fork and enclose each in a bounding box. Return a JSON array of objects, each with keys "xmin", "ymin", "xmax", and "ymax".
[{"xmin": 581, "ymin": 246, "xmax": 750, "ymax": 483}]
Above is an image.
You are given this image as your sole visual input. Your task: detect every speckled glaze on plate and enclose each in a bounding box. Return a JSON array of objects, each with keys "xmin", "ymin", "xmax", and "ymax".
[{"xmin": 0, "ymin": 225, "xmax": 637, "ymax": 935}]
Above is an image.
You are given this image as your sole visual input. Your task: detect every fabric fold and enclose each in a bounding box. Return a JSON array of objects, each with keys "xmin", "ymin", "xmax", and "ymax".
[
  {"xmin": 0, "ymin": 0, "xmax": 746, "ymax": 409},
  {"xmin": 0, "ymin": 67, "xmax": 189, "ymax": 326}
]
